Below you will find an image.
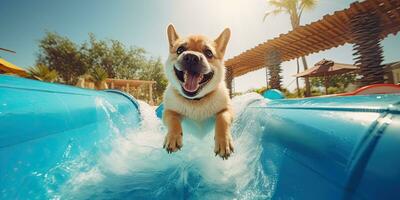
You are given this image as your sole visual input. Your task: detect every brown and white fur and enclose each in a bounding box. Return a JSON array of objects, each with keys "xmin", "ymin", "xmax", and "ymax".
[{"xmin": 162, "ymin": 24, "xmax": 234, "ymax": 159}]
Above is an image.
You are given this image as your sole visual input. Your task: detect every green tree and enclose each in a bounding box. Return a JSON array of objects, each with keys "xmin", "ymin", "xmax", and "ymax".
[
  {"xmin": 80, "ymin": 34, "xmax": 147, "ymax": 79},
  {"xmin": 36, "ymin": 32, "xmax": 167, "ymax": 102},
  {"xmin": 138, "ymin": 57, "xmax": 168, "ymax": 103},
  {"xmin": 37, "ymin": 32, "xmax": 86, "ymax": 84},
  {"xmin": 263, "ymin": 0, "xmax": 318, "ymax": 96},
  {"xmin": 28, "ymin": 63, "xmax": 59, "ymax": 82}
]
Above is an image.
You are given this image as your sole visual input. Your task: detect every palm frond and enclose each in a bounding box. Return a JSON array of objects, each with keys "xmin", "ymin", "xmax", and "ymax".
[
  {"xmin": 264, "ymin": 0, "xmax": 318, "ymax": 26},
  {"xmin": 88, "ymin": 67, "xmax": 109, "ymax": 89},
  {"xmin": 267, "ymin": 0, "xmax": 287, "ymax": 8},
  {"xmin": 263, "ymin": 9, "xmax": 285, "ymax": 21},
  {"xmin": 266, "ymin": 0, "xmax": 298, "ymax": 19},
  {"xmin": 90, "ymin": 67, "xmax": 108, "ymax": 83},
  {"xmin": 28, "ymin": 64, "xmax": 58, "ymax": 82},
  {"xmin": 300, "ymin": 0, "xmax": 317, "ymax": 10}
]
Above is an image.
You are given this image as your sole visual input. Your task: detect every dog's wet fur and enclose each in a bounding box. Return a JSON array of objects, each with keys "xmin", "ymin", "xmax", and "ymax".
[{"xmin": 162, "ymin": 24, "xmax": 234, "ymax": 159}]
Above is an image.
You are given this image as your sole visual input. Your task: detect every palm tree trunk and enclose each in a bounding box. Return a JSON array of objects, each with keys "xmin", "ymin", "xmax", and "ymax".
[
  {"xmin": 296, "ymin": 58, "xmax": 300, "ymax": 97},
  {"xmin": 292, "ymin": 14, "xmax": 311, "ymax": 97},
  {"xmin": 301, "ymin": 56, "xmax": 311, "ymax": 96},
  {"xmin": 266, "ymin": 48, "xmax": 282, "ymax": 89},
  {"xmin": 350, "ymin": 12, "xmax": 384, "ymax": 86}
]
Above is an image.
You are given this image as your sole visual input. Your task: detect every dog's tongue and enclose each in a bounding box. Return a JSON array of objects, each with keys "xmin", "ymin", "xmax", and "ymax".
[{"xmin": 184, "ymin": 73, "xmax": 201, "ymax": 92}]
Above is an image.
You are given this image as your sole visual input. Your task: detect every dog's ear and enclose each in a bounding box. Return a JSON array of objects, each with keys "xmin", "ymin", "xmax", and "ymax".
[
  {"xmin": 214, "ymin": 28, "xmax": 231, "ymax": 56},
  {"xmin": 167, "ymin": 24, "xmax": 179, "ymax": 48}
]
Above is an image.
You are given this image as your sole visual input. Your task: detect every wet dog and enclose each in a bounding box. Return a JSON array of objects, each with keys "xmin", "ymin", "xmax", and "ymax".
[{"xmin": 162, "ymin": 24, "xmax": 234, "ymax": 159}]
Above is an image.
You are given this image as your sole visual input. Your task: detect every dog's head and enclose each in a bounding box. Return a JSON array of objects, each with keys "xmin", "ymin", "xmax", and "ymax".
[{"xmin": 164, "ymin": 24, "xmax": 231, "ymax": 99}]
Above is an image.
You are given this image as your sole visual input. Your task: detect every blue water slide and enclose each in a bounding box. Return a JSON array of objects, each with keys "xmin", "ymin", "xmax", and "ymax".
[
  {"xmin": 0, "ymin": 75, "xmax": 141, "ymax": 199},
  {"xmin": 1, "ymin": 75, "xmax": 400, "ymax": 199}
]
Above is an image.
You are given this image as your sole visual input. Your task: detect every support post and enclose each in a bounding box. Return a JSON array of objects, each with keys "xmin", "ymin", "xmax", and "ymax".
[
  {"xmin": 149, "ymin": 83, "xmax": 153, "ymax": 105},
  {"xmin": 302, "ymin": 56, "xmax": 311, "ymax": 97},
  {"xmin": 265, "ymin": 66, "xmax": 269, "ymax": 88},
  {"xmin": 126, "ymin": 83, "xmax": 130, "ymax": 93},
  {"xmin": 296, "ymin": 58, "xmax": 301, "ymax": 97},
  {"xmin": 225, "ymin": 68, "xmax": 233, "ymax": 98},
  {"xmin": 325, "ymin": 76, "xmax": 329, "ymax": 94}
]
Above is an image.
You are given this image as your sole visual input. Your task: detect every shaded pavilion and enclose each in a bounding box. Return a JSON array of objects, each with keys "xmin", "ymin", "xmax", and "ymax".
[
  {"xmin": 294, "ymin": 59, "xmax": 358, "ymax": 94},
  {"xmin": 106, "ymin": 78, "xmax": 156, "ymax": 105}
]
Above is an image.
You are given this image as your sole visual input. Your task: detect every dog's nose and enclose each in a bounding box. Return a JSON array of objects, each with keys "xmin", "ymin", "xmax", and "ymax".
[{"xmin": 183, "ymin": 54, "xmax": 200, "ymax": 66}]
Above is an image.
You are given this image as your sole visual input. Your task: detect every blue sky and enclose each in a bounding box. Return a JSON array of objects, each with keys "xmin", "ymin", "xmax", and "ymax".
[{"xmin": 1, "ymin": 0, "xmax": 399, "ymax": 92}]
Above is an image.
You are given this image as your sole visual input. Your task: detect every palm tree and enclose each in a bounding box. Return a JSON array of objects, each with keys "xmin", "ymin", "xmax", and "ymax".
[
  {"xmin": 350, "ymin": 13, "xmax": 384, "ymax": 86},
  {"xmin": 266, "ymin": 49, "xmax": 282, "ymax": 89},
  {"xmin": 263, "ymin": 0, "xmax": 318, "ymax": 96},
  {"xmin": 90, "ymin": 67, "xmax": 108, "ymax": 90},
  {"xmin": 28, "ymin": 64, "xmax": 59, "ymax": 82}
]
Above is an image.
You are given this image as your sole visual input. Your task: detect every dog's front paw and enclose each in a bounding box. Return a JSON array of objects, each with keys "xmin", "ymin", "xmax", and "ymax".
[
  {"xmin": 163, "ymin": 132, "xmax": 183, "ymax": 153},
  {"xmin": 214, "ymin": 136, "xmax": 234, "ymax": 160}
]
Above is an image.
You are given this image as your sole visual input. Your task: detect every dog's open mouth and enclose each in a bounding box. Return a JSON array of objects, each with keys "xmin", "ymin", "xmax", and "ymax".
[{"xmin": 174, "ymin": 66, "xmax": 214, "ymax": 97}]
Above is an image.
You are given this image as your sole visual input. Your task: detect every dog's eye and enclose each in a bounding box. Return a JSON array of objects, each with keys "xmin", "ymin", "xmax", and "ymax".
[
  {"xmin": 176, "ymin": 46, "xmax": 186, "ymax": 55},
  {"xmin": 204, "ymin": 49, "xmax": 213, "ymax": 59}
]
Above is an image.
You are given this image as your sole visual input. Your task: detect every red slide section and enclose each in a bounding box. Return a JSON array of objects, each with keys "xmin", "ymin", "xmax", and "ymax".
[{"xmin": 337, "ymin": 84, "xmax": 400, "ymax": 96}]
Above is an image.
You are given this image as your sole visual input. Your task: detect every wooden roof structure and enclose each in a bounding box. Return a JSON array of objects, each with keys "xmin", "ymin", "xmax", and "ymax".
[{"xmin": 225, "ymin": 0, "xmax": 400, "ymax": 77}]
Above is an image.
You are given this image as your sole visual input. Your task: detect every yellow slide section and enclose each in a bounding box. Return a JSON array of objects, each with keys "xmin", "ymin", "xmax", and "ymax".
[{"xmin": 0, "ymin": 58, "xmax": 28, "ymax": 77}]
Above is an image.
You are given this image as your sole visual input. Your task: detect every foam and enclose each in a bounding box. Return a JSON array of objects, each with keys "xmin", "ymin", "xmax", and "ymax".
[{"xmin": 48, "ymin": 93, "xmax": 276, "ymax": 199}]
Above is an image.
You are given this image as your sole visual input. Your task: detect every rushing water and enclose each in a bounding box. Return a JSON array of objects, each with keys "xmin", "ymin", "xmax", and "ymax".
[{"xmin": 45, "ymin": 93, "xmax": 277, "ymax": 200}]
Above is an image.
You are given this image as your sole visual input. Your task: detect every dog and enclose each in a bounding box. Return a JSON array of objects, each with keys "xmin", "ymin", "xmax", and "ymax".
[{"xmin": 162, "ymin": 24, "xmax": 234, "ymax": 159}]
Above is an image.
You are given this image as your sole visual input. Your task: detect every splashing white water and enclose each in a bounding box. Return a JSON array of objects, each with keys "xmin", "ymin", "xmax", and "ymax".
[{"xmin": 54, "ymin": 93, "xmax": 276, "ymax": 199}]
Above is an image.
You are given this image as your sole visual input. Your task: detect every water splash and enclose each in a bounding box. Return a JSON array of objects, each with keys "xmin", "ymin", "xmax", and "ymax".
[{"xmin": 47, "ymin": 93, "xmax": 276, "ymax": 199}]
